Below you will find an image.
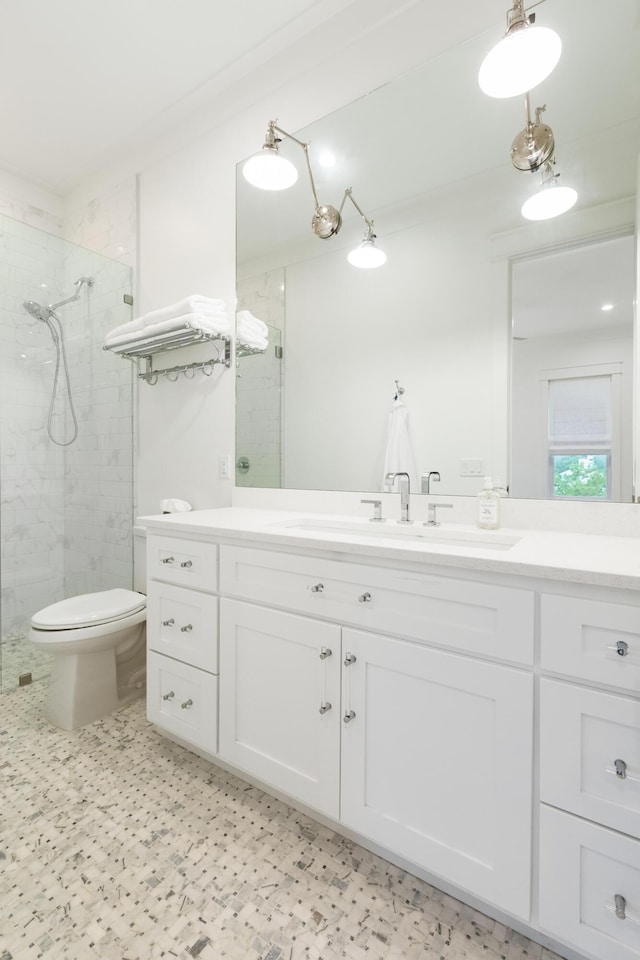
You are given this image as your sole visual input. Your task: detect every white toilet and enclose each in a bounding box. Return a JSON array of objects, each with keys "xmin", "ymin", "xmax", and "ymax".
[{"xmin": 29, "ymin": 588, "xmax": 147, "ymax": 731}]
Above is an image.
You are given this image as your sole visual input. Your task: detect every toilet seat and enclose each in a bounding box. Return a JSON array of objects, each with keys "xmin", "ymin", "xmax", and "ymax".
[{"xmin": 31, "ymin": 588, "xmax": 146, "ymax": 630}]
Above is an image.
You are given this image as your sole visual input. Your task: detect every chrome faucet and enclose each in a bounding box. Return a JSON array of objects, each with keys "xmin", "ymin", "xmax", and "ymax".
[
  {"xmin": 385, "ymin": 472, "xmax": 411, "ymax": 523},
  {"xmin": 421, "ymin": 471, "xmax": 441, "ymax": 494}
]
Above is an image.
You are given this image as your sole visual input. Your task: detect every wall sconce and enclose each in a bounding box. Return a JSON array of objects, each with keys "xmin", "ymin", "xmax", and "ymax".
[
  {"xmin": 510, "ymin": 98, "xmax": 555, "ymax": 172},
  {"xmin": 244, "ymin": 121, "xmax": 387, "ymax": 267},
  {"xmin": 479, "ymin": 0, "xmax": 561, "ymax": 99},
  {"xmin": 521, "ymin": 158, "xmax": 578, "ymax": 220},
  {"xmin": 510, "ymin": 98, "xmax": 577, "ymax": 220}
]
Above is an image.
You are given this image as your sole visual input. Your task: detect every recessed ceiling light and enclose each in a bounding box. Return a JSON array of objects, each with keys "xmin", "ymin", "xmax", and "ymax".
[{"xmin": 601, "ymin": 303, "xmax": 614, "ymax": 311}]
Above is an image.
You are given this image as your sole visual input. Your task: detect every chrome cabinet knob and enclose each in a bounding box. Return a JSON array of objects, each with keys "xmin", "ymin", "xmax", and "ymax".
[
  {"xmin": 310, "ymin": 583, "xmax": 324, "ymax": 593},
  {"xmin": 319, "ymin": 702, "xmax": 332, "ymax": 714},
  {"xmin": 358, "ymin": 592, "xmax": 372, "ymax": 603},
  {"xmin": 344, "ymin": 653, "xmax": 357, "ymax": 666},
  {"xmin": 616, "ymin": 640, "xmax": 629, "ymax": 657},
  {"xmin": 162, "ymin": 691, "xmax": 175, "ymax": 701},
  {"xmin": 615, "ymin": 758, "xmax": 628, "ymax": 780},
  {"xmin": 162, "ymin": 618, "xmax": 175, "ymax": 627},
  {"xmin": 180, "ymin": 624, "xmax": 193, "ymax": 632},
  {"xmin": 319, "ymin": 647, "xmax": 332, "ymax": 660},
  {"xmin": 181, "ymin": 699, "xmax": 193, "ymax": 710},
  {"xmin": 161, "ymin": 556, "xmax": 175, "ymax": 564},
  {"xmin": 615, "ymin": 894, "xmax": 627, "ymax": 920},
  {"xmin": 180, "ymin": 560, "xmax": 193, "ymax": 568},
  {"xmin": 343, "ymin": 710, "xmax": 356, "ymax": 724}
]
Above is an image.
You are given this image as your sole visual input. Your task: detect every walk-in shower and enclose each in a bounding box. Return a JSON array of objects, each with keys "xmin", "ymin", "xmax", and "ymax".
[
  {"xmin": 1, "ymin": 220, "xmax": 134, "ymax": 693},
  {"xmin": 22, "ymin": 277, "xmax": 95, "ymax": 446}
]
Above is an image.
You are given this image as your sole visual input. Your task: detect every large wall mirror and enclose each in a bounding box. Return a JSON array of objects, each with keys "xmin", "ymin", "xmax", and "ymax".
[{"xmin": 236, "ymin": 0, "xmax": 640, "ymax": 502}]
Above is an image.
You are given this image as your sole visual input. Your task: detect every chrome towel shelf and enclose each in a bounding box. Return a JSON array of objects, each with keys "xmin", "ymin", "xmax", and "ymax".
[{"xmin": 104, "ymin": 325, "xmax": 232, "ymax": 385}]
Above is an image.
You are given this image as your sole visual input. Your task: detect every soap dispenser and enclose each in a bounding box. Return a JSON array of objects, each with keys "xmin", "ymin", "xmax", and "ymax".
[{"xmin": 477, "ymin": 477, "xmax": 501, "ymax": 530}]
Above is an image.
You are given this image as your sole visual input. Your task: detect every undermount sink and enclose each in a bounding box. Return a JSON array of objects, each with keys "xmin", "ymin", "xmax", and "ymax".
[{"xmin": 272, "ymin": 517, "xmax": 521, "ymax": 551}]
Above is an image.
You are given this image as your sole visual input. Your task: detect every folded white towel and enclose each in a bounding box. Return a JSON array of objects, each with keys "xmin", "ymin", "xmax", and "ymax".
[
  {"xmin": 382, "ymin": 400, "xmax": 418, "ymax": 492},
  {"xmin": 236, "ymin": 309, "xmax": 268, "ymax": 338},
  {"xmin": 105, "ymin": 295, "xmax": 226, "ymax": 342},
  {"xmin": 104, "ymin": 312, "xmax": 230, "ymax": 348}
]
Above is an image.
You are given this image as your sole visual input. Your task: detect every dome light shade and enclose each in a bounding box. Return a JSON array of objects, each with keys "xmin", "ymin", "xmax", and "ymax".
[
  {"xmin": 348, "ymin": 237, "xmax": 387, "ymax": 269},
  {"xmin": 479, "ymin": 24, "xmax": 561, "ymax": 98},
  {"xmin": 521, "ymin": 183, "xmax": 577, "ymax": 220},
  {"xmin": 243, "ymin": 148, "xmax": 298, "ymax": 190}
]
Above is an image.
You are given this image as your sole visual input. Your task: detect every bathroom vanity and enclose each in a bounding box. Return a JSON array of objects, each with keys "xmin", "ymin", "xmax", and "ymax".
[{"xmin": 142, "ymin": 507, "xmax": 640, "ymax": 960}]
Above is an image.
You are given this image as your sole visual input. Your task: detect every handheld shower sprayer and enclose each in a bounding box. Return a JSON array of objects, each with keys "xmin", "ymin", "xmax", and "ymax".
[{"xmin": 21, "ymin": 275, "xmax": 95, "ymax": 446}]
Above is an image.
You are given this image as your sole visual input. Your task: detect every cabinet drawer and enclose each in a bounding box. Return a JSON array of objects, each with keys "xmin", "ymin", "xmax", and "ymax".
[
  {"xmin": 539, "ymin": 805, "xmax": 640, "ymax": 960},
  {"xmin": 147, "ymin": 651, "xmax": 218, "ymax": 754},
  {"xmin": 147, "ymin": 534, "xmax": 217, "ymax": 592},
  {"xmin": 219, "ymin": 546, "xmax": 534, "ymax": 664},
  {"xmin": 541, "ymin": 594, "xmax": 640, "ymax": 693},
  {"xmin": 147, "ymin": 582, "xmax": 219, "ymax": 673},
  {"xmin": 540, "ymin": 679, "xmax": 640, "ymax": 838}
]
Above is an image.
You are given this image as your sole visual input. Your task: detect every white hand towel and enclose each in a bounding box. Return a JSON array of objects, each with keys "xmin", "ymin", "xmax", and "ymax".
[{"xmin": 382, "ymin": 400, "xmax": 418, "ymax": 492}]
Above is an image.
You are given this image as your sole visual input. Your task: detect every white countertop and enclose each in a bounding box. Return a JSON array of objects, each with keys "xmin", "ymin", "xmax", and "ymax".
[{"xmin": 138, "ymin": 507, "xmax": 640, "ymax": 590}]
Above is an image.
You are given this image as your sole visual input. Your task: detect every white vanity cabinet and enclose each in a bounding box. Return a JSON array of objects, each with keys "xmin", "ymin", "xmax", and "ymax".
[
  {"xmin": 217, "ymin": 543, "xmax": 535, "ymax": 921},
  {"xmin": 538, "ymin": 594, "xmax": 640, "ymax": 960},
  {"xmin": 146, "ymin": 534, "xmax": 219, "ymax": 753}
]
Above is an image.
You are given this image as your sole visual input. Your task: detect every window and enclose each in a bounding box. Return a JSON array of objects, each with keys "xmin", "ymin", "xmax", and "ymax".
[{"xmin": 547, "ymin": 374, "xmax": 616, "ymax": 499}]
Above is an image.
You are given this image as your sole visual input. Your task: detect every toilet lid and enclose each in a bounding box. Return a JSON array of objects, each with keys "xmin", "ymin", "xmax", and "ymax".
[{"xmin": 31, "ymin": 589, "xmax": 146, "ymax": 630}]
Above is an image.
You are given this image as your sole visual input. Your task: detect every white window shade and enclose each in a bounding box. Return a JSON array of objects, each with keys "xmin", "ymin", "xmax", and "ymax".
[{"xmin": 548, "ymin": 376, "xmax": 612, "ymax": 449}]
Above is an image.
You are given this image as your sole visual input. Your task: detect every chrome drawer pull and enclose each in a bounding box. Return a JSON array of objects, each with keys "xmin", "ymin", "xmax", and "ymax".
[
  {"xmin": 609, "ymin": 640, "xmax": 629, "ymax": 657},
  {"xmin": 344, "ymin": 653, "xmax": 357, "ymax": 666},
  {"xmin": 343, "ymin": 710, "xmax": 356, "ymax": 724},
  {"xmin": 319, "ymin": 702, "xmax": 332, "ymax": 715},
  {"xmin": 358, "ymin": 592, "xmax": 372, "ymax": 603},
  {"xmin": 180, "ymin": 560, "xmax": 193, "ymax": 568},
  {"xmin": 606, "ymin": 760, "xmax": 640, "ymax": 783},
  {"xmin": 180, "ymin": 624, "xmax": 193, "ymax": 633},
  {"xmin": 161, "ymin": 556, "xmax": 175, "ymax": 564},
  {"xmin": 615, "ymin": 894, "xmax": 627, "ymax": 920},
  {"xmin": 319, "ymin": 647, "xmax": 332, "ymax": 660},
  {"xmin": 162, "ymin": 691, "xmax": 175, "ymax": 701},
  {"xmin": 615, "ymin": 758, "xmax": 627, "ymax": 780},
  {"xmin": 162, "ymin": 618, "xmax": 175, "ymax": 627},
  {"xmin": 310, "ymin": 583, "xmax": 324, "ymax": 593},
  {"xmin": 181, "ymin": 699, "xmax": 193, "ymax": 710}
]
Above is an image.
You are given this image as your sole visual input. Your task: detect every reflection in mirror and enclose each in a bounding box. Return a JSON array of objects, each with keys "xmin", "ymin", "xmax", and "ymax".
[
  {"xmin": 236, "ymin": 0, "xmax": 640, "ymax": 501},
  {"xmin": 510, "ymin": 233, "xmax": 635, "ymax": 501}
]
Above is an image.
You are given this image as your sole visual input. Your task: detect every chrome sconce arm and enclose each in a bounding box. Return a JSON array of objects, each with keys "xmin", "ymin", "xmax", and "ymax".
[{"xmin": 246, "ymin": 120, "xmax": 343, "ymax": 238}]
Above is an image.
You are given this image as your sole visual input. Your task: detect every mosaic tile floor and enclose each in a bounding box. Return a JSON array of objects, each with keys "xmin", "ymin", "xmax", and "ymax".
[{"xmin": 0, "ymin": 683, "xmax": 567, "ymax": 960}]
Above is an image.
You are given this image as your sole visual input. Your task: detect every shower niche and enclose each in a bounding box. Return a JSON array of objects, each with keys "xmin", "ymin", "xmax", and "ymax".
[{"xmin": 0, "ymin": 215, "xmax": 134, "ymax": 692}]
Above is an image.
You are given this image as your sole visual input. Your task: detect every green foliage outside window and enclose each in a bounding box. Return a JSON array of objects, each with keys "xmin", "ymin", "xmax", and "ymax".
[{"xmin": 552, "ymin": 455, "xmax": 608, "ymax": 498}]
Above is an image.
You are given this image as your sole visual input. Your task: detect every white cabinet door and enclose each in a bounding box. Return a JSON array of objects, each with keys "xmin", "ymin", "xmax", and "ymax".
[
  {"xmin": 340, "ymin": 628, "xmax": 533, "ymax": 921},
  {"xmin": 219, "ymin": 599, "xmax": 341, "ymax": 818}
]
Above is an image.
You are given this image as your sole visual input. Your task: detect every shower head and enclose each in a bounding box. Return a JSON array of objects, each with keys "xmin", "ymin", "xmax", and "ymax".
[{"xmin": 23, "ymin": 300, "xmax": 55, "ymax": 322}]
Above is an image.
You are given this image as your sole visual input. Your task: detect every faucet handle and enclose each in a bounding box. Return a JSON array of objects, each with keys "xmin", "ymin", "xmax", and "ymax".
[
  {"xmin": 361, "ymin": 498, "xmax": 383, "ymax": 522},
  {"xmin": 424, "ymin": 502, "xmax": 453, "ymax": 526}
]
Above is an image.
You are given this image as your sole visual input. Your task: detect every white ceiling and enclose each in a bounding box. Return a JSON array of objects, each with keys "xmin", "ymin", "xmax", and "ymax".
[{"xmin": 0, "ymin": 0, "xmax": 358, "ymax": 193}]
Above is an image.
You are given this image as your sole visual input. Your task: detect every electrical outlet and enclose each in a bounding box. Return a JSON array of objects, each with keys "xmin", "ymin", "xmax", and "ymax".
[
  {"xmin": 218, "ymin": 456, "xmax": 231, "ymax": 479},
  {"xmin": 459, "ymin": 458, "xmax": 484, "ymax": 477}
]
